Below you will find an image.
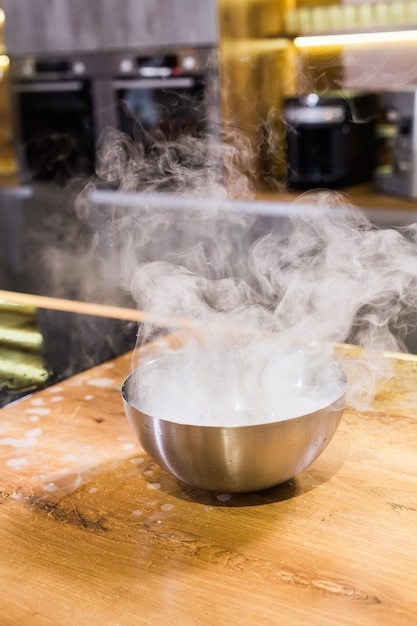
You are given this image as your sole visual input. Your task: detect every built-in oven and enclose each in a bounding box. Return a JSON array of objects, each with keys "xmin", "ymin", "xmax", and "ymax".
[
  {"xmin": 106, "ymin": 51, "xmax": 211, "ymax": 143},
  {"xmin": 94, "ymin": 48, "xmax": 218, "ymax": 189},
  {"xmin": 9, "ymin": 55, "xmax": 98, "ymax": 183},
  {"xmin": 9, "ymin": 47, "xmax": 218, "ymax": 186}
]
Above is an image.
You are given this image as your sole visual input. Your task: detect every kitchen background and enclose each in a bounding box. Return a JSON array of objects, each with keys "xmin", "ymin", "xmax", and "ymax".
[
  {"xmin": 2, "ymin": 0, "xmax": 417, "ymax": 303},
  {"xmin": 2, "ymin": 0, "xmax": 417, "ymax": 401},
  {"xmin": 2, "ymin": 0, "xmax": 417, "ymax": 195}
]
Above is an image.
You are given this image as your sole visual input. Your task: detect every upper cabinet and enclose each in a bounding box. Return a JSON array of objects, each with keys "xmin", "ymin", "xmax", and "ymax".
[
  {"xmin": 1, "ymin": 0, "xmax": 219, "ymax": 56},
  {"xmin": 99, "ymin": 0, "xmax": 219, "ymax": 50},
  {"xmin": 2, "ymin": 0, "xmax": 101, "ymax": 55}
]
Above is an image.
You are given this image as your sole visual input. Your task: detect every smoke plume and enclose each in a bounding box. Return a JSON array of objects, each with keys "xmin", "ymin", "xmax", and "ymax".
[{"xmin": 75, "ymin": 121, "xmax": 417, "ymax": 412}]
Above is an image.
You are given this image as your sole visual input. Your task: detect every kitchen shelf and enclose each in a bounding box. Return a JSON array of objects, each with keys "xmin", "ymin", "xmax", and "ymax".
[
  {"xmin": 284, "ymin": 1, "xmax": 417, "ymax": 38},
  {"xmin": 288, "ymin": 25, "xmax": 417, "ymax": 40},
  {"xmin": 286, "ymin": 25, "xmax": 417, "ymax": 38}
]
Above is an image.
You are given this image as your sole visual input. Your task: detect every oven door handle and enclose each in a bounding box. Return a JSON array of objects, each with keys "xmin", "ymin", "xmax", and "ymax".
[
  {"xmin": 112, "ymin": 77, "xmax": 195, "ymax": 90},
  {"xmin": 12, "ymin": 81, "xmax": 84, "ymax": 93}
]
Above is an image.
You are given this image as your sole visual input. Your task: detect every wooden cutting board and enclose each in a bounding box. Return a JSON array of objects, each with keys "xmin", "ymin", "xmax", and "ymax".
[{"xmin": 0, "ymin": 340, "xmax": 417, "ymax": 626}]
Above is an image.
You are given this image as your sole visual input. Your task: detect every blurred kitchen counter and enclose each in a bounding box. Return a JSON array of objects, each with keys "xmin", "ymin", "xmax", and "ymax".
[
  {"xmin": 2, "ymin": 177, "xmax": 417, "ymax": 217},
  {"xmin": 258, "ymin": 183, "xmax": 417, "ymax": 212},
  {"xmin": 0, "ymin": 174, "xmax": 18, "ymax": 186},
  {"xmin": 255, "ymin": 183, "xmax": 417, "ymax": 229},
  {"xmin": 0, "ymin": 162, "xmax": 18, "ymax": 187},
  {"xmin": 0, "ymin": 292, "xmax": 417, "ymax": 624},
  {"xmin": 344, "ymin": 183, "xmax": 417, "ymax": 212}
]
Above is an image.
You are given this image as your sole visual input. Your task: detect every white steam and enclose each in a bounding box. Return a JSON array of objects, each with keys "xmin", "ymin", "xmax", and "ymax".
[
  {"xmin": 76, "ymin": 127, "xmax": 417, "ymax": 417},
  {"xmin": 131, "ymin": 342, "xmax": 346, "ymax": 427}
]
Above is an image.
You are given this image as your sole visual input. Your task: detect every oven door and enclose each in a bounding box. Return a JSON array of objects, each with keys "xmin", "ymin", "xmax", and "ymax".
[
  {"xmin": 12, "ymin": 80, "xmax": 96, "ymax": 183},
  {"xmin": 112, "ymin": 76, "xmax": 206, "ymax": 144}
]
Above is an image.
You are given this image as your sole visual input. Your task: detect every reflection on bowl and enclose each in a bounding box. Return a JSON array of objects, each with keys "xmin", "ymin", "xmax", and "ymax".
[{"xmin": 121, "ymin": 344, "xmax": 347, "ymax": 493}]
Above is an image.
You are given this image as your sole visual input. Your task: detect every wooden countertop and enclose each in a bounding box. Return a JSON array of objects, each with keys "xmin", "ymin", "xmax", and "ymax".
[{"xmin": 1, "ymin": 293, "xmax": 417, "ymax": 625}]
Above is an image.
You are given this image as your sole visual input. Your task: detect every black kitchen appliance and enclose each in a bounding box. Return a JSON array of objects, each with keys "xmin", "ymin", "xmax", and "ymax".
[
  {"xmin": 105, "ymin": 50, "xmax": 211, "ymax": 144},
  {"xmin": 373, "ymin": 89, "xmax": 417, "ymax": 200},
  {"xmin": 9, "ymin": 55, "xmax": 98, "ymax": 183},
  {"xmin": 9, "ymin": 47, "xmax": 218, "ymax": 185},
  {"xmin": 283, "ymin": 91, "xmax": 378, "ymax": 189}
]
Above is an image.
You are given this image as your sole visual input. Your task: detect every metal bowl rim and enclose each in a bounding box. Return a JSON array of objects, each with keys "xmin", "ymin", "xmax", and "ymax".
[{"xmin": 121, "ymin": 353, "xmax": 347, "ymax": 430}]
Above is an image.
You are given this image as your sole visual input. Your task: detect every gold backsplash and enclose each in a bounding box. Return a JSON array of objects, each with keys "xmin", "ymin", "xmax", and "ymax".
[
  {"xmin": 217, "ymin": 0, "xmax": 298, "ymax": 190},
  {"xmin": 0, "ymin": 6, "xmax": 17, "ymax": 183}
]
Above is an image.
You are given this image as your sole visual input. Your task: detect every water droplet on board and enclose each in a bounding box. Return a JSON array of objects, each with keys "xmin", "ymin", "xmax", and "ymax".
[
  {"xmin": 216, "ymin": 493, "xmax": 232, "ymax": 502},
  {"xmin": 25, "ymin": 427, "xmax": 43, "ymax": 438},
  {"xmin": 6, "ymin": 458, "xmax": 27, "ymax": 468},
  {"xmin": 130, "ymin": 457, "xmax": 144, "ymax": 465},
  {"xmin": 61, "ymin": 454, "xmax": 76, "ymax": 462},
  {"xmin": 87, "ymin": 378, "xmax": 115, "ymax": 388},
  {"xmin": 43, "ymin": 482, "xmax": 57, "ymax": 492},
  {"xmin": 25, "ymin": 407, "xmax": 50, "ymax": 416},
  {"xmin": 0, "ymin": 437, "xmax": 36, "ymax": 448}
]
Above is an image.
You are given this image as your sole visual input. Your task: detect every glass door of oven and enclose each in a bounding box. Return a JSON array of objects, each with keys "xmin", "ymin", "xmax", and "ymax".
[
  {"xmin": 12, "ymin": 79, "xmax": 96, "ymax": 183},
  {"xmin": 112, "ymin": 76, "xmax": 207, "ymax": 144}
]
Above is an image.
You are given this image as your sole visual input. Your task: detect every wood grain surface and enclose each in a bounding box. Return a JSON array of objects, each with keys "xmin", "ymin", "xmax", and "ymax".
[{"xmin": 1, "ymin": 338, "xmax": 417, "ymax": 625}]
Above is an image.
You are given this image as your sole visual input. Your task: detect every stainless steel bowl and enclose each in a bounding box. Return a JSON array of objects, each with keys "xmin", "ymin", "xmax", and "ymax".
[{"xmin": 121, "ymin": 345, "xmax": 347, "ymax": 493}]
